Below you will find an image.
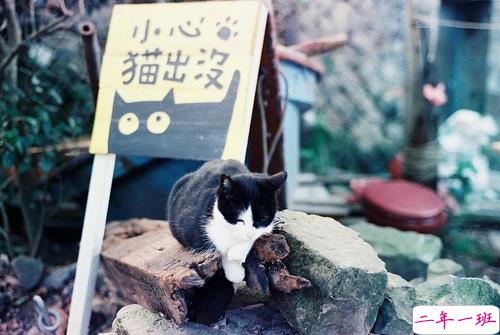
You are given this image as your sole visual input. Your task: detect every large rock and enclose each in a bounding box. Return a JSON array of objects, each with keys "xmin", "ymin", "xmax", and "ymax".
[
  {"xmin": 416, "ymin": 275, "xmax": 500, "ymax": 306},
  {"xmin": 487, "ymin": 231, "xmax": 500, "ymax": 255},
  {"xmin": 224, "ymin": 304, "xmax": 298, "ymax": 334},
  {"xmin": 11, "ymin": 255, "xmax": 43, "ymax": 291},
  {"xmin": 372, "ymin": 273, "xmax": 415, "ymax": 335},
  {"xmin": 112, "ymin": 304, "xmax": 217, "ymax": 335},
  {"xmin": 351, "ymin": 221, "xmax": 443, "ymax": 280},
  {"xmin": 43, "ymin": 263, "xmax": 77, "ymax": 290},
  {"xmin": 427, "ymin": 259, "xmax": 464, "ymax": 280},
  {"xmin": 113, "ymin": 303, "xmax": 298, "ymax": 335},
  {"xmin": 273, "ymin": 210, "xmax": 388, "ymax": 335},
  {"xmin": 0, "ymin": 254, "xmax": 9, "ymax": 272}
]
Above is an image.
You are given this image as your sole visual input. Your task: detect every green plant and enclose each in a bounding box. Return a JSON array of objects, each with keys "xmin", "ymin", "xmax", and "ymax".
[
  {"xmin": 301, "ymin": 117, "xmax": 397, "ymax": 175},
  {"xmin": 301, "ymin": 119, "xmax": 337, "ymax": 175}
]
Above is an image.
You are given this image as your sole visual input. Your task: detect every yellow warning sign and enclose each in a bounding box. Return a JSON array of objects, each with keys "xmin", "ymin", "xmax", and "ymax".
[{"xmin": 90, "ymin": 1, "xmax": 267, "ymax": 160}]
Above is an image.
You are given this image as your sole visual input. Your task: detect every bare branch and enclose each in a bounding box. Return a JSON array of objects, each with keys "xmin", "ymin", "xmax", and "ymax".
[
  {"xmin": 0, "ymin": 35, "xmax": 8, "ymax": 59},
  {"xmin": 257, "ymin": 74, "xmax": 270, "ymax": 173},
  {"xmin": 29, "ymin": 0, "xmax": 36, "ymax": 32},
  {"xmin": 0, "ymin": 199, "xmax": 14, "ymax": 258},
  {"xmin": 1, "ymin": 0, "xmax": 21, "ymax": 48},
  {"xmin": 265, "ymin": 70, "xmax": 289, "ymax": 174},
  {"xmin": 1, "ymin": 0, "xmax": 21, "ymax": 85},
  {"xmin": 79, "ymin": 0, "xmax": 86, "ymax": 17},
  {"xmin": 0, "ymin": 15, "xmax": 71, "ymax": 75}
]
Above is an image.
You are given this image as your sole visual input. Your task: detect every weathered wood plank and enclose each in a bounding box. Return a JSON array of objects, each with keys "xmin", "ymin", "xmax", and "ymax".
[
  {"xmin": 268, "ymin": 260, "xmax": 311, "ymax": 293},
  {"xmin": 102, "ymin": 219, "xmax": 220, "ymax": 324},
  {"xmin": 253, "ymin": 234, "xmax": 289, "ymax": 261}
]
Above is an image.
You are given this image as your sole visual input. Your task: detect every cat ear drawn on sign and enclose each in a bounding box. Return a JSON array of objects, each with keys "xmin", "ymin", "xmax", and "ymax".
[
  {"xmin": 110, "ymin": 69, "xmax": 240, "ymax": 110},
  {"xmin": 219, "ymin": 70, "xmax": 240, "ymax": 107},
  {"xmin": 161, "ymin": 89, "xmax": 175, "ymax": 105},
  {"xmin": 112, "ymin": 90, "xmax": 128, "ymax": 109},
  {"xmin": 159, "ymin": 70, "xmax": 241, "ymax": 107}
]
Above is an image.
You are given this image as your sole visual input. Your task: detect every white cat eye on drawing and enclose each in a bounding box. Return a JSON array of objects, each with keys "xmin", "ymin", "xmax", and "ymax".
[
  {"xmin": 147, "ymin": 111, "xmax": 171, "ymax": 134},
  {"xmin": 118, "ymin": 112, "xmax": 139, "ymax": 135}
]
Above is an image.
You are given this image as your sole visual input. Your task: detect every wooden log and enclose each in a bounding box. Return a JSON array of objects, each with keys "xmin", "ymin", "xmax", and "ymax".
[
  {"xmin": 244, "ymin": 249, "xmax": 270, "ymax": 294},
  {"xmin": 268, "ymin": 260, "xmax": 311, "ymax": 293},
  {"xmin": 289, "ymin": 33, "xmax": 348, "ymax": 57},
  {"xmin": 101, "ymin": 218, "xmax": 309, "ymax": 325},
  {"xmin": 253, "ymin": 233, "xmax": 289, "ymax": 261},
  {"xmin": 101, "ymin": 219, "xmax": 220, "ymax": 324}
]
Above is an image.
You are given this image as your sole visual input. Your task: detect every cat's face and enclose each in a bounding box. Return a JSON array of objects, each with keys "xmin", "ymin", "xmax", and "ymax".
[{"xmin": 216, "ymin": 172, "xmax": 287, "ymax": 230}]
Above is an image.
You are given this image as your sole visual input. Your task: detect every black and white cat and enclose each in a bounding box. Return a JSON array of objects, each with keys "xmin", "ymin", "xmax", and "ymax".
[{"xmin": 167, "ymin": 159, "xmax": 286, "ymax": 283}]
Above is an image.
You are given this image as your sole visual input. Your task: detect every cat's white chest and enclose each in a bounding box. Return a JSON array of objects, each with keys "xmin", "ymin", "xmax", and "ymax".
[
  {"xmin": 206, "ymin": 201, "xmax": 269, "ymax": 252},
  {"xmin": 205, "ymin": 200, "xmax": 273, "ymax": 282}
]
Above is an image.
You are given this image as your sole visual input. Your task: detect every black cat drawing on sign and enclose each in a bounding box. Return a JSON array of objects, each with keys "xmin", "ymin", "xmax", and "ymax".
[{"xmin": 108, "ymin": 70, "xmax": 240, "ymax": 160}]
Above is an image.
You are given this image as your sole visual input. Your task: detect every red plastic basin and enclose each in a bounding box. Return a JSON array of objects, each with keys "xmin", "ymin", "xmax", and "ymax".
[{"xmin": 361, "ymin": 180, "xmax": 446, "ymax": 234}]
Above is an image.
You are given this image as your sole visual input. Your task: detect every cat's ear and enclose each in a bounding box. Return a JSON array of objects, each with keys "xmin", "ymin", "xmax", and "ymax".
[
  {"xmin": 219, "ymin": 174, "xmax": 235, "ymax": 194},
  {"xmin": 162, "ymin": 90, "xmax": 175, "ymax": 104},
  {"xmin": 267, "ymin": 171, "xmax": 287, "ymax": 191},
  {"xmin": 113, "ymin": 90, "xmax": 126, "ymax": 107}
]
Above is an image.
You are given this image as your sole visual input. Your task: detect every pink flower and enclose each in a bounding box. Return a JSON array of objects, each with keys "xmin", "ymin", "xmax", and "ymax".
[{"xmin": 423, "ymin": 82, "xmax": 448, "ymax": 106}]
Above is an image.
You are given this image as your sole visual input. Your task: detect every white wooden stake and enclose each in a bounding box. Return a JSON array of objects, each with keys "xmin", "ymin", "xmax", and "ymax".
[{"xmin": 67, "ymin": 154, "xmax": 116, "ymax": 335}]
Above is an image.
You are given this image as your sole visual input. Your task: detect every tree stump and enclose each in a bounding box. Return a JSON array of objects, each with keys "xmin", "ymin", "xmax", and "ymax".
[{"xmin": 101, "ymin": 219, "xmax": 310, "ymax": 325}]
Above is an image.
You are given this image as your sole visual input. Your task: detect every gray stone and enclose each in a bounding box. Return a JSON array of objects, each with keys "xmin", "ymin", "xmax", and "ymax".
[
  {"xmin": 112, "ymin": 304, "xmax": 218, "ymax": 335},
  {"xmin": 43, "ymin": 263, "xmax": 77, "ymax": 289},
  {"xmin": 229, "ymin": 287, "xmax": 270, "ymax": 309},
  {"xmin": 0, "ymin": 293, "xmax": 8, "ymax": 315},
  {"xmin": 273, "ymin": 210, "xmax": 387, "ymax": 335},
  {"xmin": 416, "ymin": 275, "xmax": 500, "ymax": 306},
  {"xmin": 372, "ymin": 273, "xmax": 415, "ymax": 335},
  {"xmin": 409, "ymin": 277, "xmax": 425, "ymax": 285},
  {"xmin": 487, "ymin": 231, "xmax": 500, "ymax": 255},
  {"xmin": 112, "ymin": 303, "xmax": 297, "ymax": 335},
  {"xmin": 11, "ymin": 255, "xmax": 43, "ymax": 291},
  {"xmin": 427, "ymin": 259, "xmax": 464, "ymax": 280},
  {"xmin": 225, "ymin": 304, "xmax": 298, "ymax": 334},
  {"xmin": 0, "ymin": 254, "xmax": 9, "ymax": 271},
  {"xmin": 351, "ymin": 221, "xmax": 443, "ymax": 280}
]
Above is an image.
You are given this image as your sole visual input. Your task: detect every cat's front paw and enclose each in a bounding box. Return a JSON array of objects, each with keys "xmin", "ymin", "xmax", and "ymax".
[
  {"xmin": 227, "ymin": 246, "xmax": 243, "ymax": 262},
  {"xmin": 223, "ymin": 262, "xmax": 245, "ymax": 283},
  {"xmin": 227, "ymin": 242, "xmax": 252, "ymax": 262}
]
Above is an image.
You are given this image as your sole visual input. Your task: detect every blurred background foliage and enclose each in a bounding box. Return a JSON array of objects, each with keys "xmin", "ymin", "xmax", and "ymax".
[
  {"xmin": 274, "ymin": 0, "xmax": 406, "ymax": 175},
  {"xmin": 274, "ymin": 0, "xmax": 500, "ymax": 177},
  {"xmin": 1, "ymin": 46, "xmax": 90, "ymax": 174},
  {"xmin": 0, "ymin": 0, "xmax": 103, "ymax": 256}
]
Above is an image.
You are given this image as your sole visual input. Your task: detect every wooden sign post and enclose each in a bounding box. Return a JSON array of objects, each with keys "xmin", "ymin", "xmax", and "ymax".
[{"xmin": 67, "ymin": 2, "xmax": 268, "ymax": 333}]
